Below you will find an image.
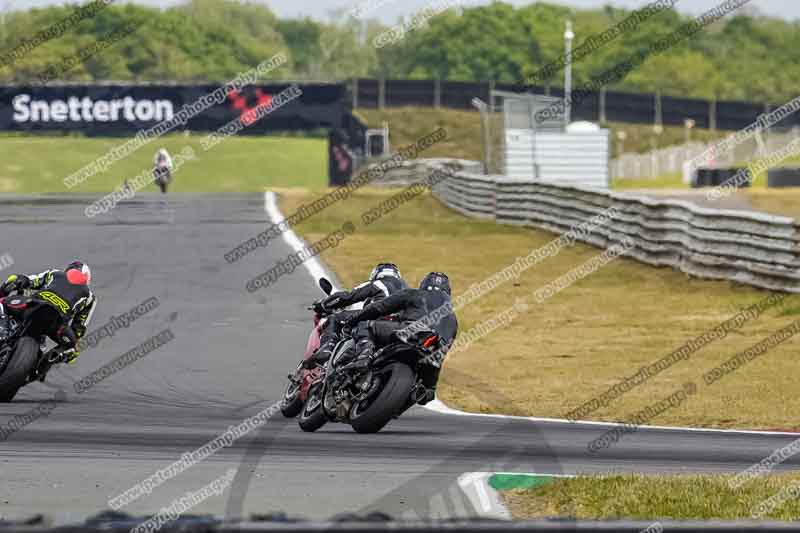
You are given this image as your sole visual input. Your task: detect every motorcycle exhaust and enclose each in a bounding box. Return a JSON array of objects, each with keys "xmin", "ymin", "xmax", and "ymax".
[{"xmin": 413, "ymin": 385, "xmax": 430, "ymax": 404}]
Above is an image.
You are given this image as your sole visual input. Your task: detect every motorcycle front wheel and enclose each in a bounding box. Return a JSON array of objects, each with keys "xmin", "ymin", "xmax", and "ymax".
[
  {"xmin": 0, "ymin": 337, "xmax": 39, "ymax": 402},
  {"xmin": 298, "ymin": 382, "xmax": 328, "ymax": 432},
  {"xmin": 280, "ymin": 376, "xmax": 304, "ymax": 418}
]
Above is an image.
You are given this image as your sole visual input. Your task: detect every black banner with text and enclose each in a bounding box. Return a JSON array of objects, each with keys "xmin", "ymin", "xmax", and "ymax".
[{"xmin": 0, "ymin": 83, "xmax": 348, "ymax": 135}]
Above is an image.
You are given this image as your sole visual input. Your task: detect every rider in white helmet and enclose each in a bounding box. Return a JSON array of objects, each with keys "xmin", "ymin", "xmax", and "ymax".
[
  {"xmin": 153, "ymin": 148, "xmax": 173, "ymax": 194},
  {"xmin": 305, "ymin": 263, "xmax": 407, "ymax": 367}
]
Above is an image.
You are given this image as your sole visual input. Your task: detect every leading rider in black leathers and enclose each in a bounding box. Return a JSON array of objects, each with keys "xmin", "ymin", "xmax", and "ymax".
[{"xmin": 343, "ymin": 272, "xmax": 458, "ymax": 404}]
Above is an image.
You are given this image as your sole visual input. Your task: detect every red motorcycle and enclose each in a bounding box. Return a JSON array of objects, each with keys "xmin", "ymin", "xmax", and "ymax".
[
  {"xmin": 281, "ymin": 277, "xmax": 441, "ymax": 433},
  {"xmin": 280, "ymin": 278, "xmax": 334, "ymax": 418}
]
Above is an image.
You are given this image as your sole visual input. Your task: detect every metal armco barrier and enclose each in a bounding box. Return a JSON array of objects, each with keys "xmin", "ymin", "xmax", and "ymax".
[{"xmin": 409, "ymin": 161, "xmax": 800, "ymax": 293}]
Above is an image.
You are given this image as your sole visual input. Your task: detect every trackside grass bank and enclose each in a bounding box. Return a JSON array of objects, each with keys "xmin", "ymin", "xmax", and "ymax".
[
  {"xmin": 501, "ymin": 474, "xmax": 800, "ymax": 521},
  {"xmin": 356, "ymin": 107, "xmax": 732, "ymax": 162},
  {"xmin": 0, "ymin": 134, "xmax": 326, "ymax": 193},
  {"xmin": 278, "ymin": 187, "xmax": 800, "ymax": 429}
]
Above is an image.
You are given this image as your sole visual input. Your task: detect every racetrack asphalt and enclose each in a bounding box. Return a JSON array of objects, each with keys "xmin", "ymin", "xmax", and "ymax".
[{"xmin": 1, "ymin": 193, "xmax": 800, "ymax": 524}]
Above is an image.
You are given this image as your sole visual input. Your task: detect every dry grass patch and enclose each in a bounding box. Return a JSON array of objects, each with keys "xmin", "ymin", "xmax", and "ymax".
[{"xmin": 745, "ymin": 189, "xmax": 800, "ymax": 219}]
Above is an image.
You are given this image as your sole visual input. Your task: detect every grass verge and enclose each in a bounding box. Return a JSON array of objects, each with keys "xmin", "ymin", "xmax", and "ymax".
[
  {"xmin": 746, "ymin": 189, "xmax": 800, "ymax": 219},
  {"xmin": 502, "ymin": 474, "xmax": 800, "ymax": 521},
  {"xmin": 279, "ymin": 187, "xmax": 800, "ymax": 429},
  {"xmin": 612, "ymin": 173, "xmax": 684, "ymax": 189},
  {"xmin": 0, "ymin": 134, "xmax": 326, "ymax": 193}
]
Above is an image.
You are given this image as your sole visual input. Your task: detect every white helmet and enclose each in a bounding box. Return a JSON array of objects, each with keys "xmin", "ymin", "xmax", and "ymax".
[{"xmin": 369, "ymin": 263, "xmax": 401, "ymax": 281}]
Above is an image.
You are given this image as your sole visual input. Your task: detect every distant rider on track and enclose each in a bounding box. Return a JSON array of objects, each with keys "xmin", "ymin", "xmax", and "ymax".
[{"xmin": 153, "ymin": 148, "xmax": 173, "ymax": 194}]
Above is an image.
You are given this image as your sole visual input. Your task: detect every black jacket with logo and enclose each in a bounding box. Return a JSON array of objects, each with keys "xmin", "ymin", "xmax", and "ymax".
[
  {"xmin": 349, "ymin": 288, "xmax": 458, "ymax": 346},
  {"xmin": 19, "ymin": 270, "xmax": 96, "ymax": 339}
]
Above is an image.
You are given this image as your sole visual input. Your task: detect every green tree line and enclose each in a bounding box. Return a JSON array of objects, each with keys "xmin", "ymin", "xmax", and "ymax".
[{"xmin": 0, "ymin": 0, "xmax": 796, "ymax": 103}]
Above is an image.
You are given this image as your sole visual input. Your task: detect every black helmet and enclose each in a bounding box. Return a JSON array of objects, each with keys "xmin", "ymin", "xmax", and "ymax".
[
  {"xmin": 369, "ymin": 263, "xmax": 401, "ymax": 282},
  {"xmin": 419, "ymin": 272, "xmax": 450, "ymax": 295},
  {"xmin": 65, "ymin": 260, "xmax": 91, "ymax": 285}
]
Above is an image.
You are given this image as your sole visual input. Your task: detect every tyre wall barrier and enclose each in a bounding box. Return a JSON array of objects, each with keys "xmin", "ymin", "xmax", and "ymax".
[
  {"xmin": 768, "ymin": 167, "xmax": 800, "ymax": 188},
  {"xmin": 693, "ymin": 168, "xmax": 750, "ymax": 188},
  {"xmin": 402, "ymin": 161, "xmax": 800, "ymax": 292}
]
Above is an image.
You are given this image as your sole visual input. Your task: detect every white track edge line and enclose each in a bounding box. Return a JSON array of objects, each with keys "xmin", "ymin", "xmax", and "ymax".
[
  {"xmin": 424, "ymin": 397, "xmax": 800, "ymax": 437},
  {"xmin": 265, "ymin": 190, "xmax": 800, "ymax": 440},
  {"xmin": 264, "ymin": 191, "xmax": 339, "ymax": 292}
]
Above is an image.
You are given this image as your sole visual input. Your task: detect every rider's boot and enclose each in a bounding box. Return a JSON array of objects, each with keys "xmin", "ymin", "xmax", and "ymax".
[
  {"xmin": 303, "ymin": 333, "xmax": 337, "ymax": 369},
  {"xmin": 349, "ymin": 338, "xmax": 376, "ymax": 369}
]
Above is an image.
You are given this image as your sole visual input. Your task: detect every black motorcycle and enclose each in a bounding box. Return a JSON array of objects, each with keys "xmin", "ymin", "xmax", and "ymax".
[
  {"xmin": 0, "ymin": 290, "xmax": 71, "ymax": 401},
  {"xmin": 298, "ymin": 278, "xmax": 441, "ymax": 434}
]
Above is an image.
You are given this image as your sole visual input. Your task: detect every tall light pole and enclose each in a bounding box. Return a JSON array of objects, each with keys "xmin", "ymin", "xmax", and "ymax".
[{"xmin": 564, "ymin": 20, "xmax": 574, "ymax": 126}]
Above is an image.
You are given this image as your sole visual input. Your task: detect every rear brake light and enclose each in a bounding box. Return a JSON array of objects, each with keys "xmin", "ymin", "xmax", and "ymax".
[{"xmin": 423, "ymin": 335, "xmax": 438, "ymax": 348}]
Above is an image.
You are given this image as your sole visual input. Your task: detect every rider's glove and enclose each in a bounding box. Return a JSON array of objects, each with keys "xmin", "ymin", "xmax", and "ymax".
[
  {"xmin": 312, "ymin": 300, "xmax": 328, "ymax": 315},
  {"xmin": 317, "ymin": 292, "xmax": 346, "ymax": 315},
  {"xmin": 1, "ymin": 274, "xmax": 29, "ymax": 295}
]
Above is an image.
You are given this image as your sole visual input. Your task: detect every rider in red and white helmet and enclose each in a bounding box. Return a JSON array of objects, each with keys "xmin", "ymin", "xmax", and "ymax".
[{"xmin": 0, "ymin": 260, "xmax": 97, "ymax": 363}]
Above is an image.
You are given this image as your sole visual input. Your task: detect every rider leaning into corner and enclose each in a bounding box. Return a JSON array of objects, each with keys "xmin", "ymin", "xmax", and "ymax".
[
  {"xmin": 306, "ymin": 262, "xmax": 408, "ymax": 367},
  {"xmin": 342, "ymin": 272, "xmax": 458, "ymax": 405},
  {"xmin": 0, "ymin": 261, "xmax": 97, "ymax": 364}
]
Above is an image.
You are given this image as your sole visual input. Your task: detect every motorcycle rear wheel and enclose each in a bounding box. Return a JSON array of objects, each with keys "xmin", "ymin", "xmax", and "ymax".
[
  {"xmin": 298, "ymin": 383, "xmax": 328, "ymax": 432},
  {"xmin": 350, "ymin": 363, "xmax": 415, "ymax": 434},
  {"xmin": 0, "ymin": 337, "xmax": 39, "ymax": 402}
]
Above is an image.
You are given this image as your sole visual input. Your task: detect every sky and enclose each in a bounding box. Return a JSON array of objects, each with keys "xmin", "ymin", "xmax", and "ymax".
[{"xmin": 3, "ymin": 0, "xmax": 797, "ymax": 22}]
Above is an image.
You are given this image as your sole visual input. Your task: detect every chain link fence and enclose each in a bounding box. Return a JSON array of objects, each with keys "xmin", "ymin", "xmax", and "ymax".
[{"xmin": 612, "ymin": 127, "xmax": 800, "ymax": 181}]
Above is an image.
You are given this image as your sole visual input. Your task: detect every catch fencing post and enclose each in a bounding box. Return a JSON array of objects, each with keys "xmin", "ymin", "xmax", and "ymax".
[
  {"xmin": 654, "ymin": 90, "xmax": 662, "ymax": 132},
  {"xmin": 599, "ymin": 88, "xmax": 606, "ymax": 124},
  {"xmin": 472, "ymin": 97, "xmax": 491, "ymax": 174},
  {"xmin": 709, "ymin": 98, "xmax": 717, "ymax": 133}
]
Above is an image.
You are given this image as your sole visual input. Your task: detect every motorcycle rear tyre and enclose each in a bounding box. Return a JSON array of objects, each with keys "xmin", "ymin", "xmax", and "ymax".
[{"xmin": 350, "ymin": 363, "xmax": 415, "ymax": 434}]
